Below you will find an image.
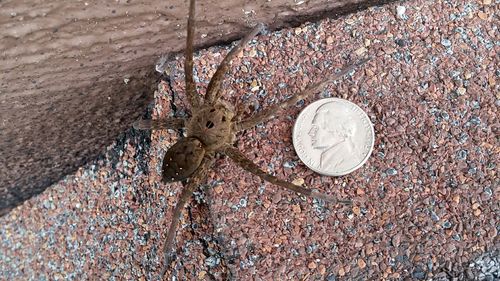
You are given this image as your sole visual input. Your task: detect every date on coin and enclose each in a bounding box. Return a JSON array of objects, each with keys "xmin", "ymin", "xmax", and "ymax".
[{"xmin": 293, "ymin": 98, "xmax": 374, "ymax": 176}]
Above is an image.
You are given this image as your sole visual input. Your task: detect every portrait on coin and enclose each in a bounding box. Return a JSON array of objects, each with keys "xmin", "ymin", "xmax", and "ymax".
[{"xmin": 307, "ymin": 101, "xmax": 360, "ymax": 171}]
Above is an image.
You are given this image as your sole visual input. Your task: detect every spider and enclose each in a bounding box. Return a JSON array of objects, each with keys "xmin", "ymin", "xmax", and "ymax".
[{"xmin": 134, "ymin": 0, "xmax": 369, "ymax": 276}]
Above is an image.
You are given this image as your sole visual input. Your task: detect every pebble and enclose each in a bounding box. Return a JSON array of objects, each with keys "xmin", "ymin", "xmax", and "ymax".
[
  {"xmin": 292, "ymin": 205, "xmax": 301, "ymax": 214},
  {"xmin": 396, "ymin": 6, "xmax": 407, "ymax": 20},
  {"xmin": 338, "ymin": 267, "xmax": 346, "ymax": 276},
  {"xmin": 355, "ymin": 47, "xmax": 368, "ymax": 55},
  {"xmin": 441, "ymin": 38, "xmax": 452, "ymax": 47},
  {"xmin": 464, "ymin": 71, "xmax": 473, "ymax": 79},
  {"xmin": 291, "ymin": 178, "xmax": 304, "ymax": 186},
  {"xmin": 345, "ymin": 18, "xmax": 355, "ymax": 25},
  {"xmin": 386, "ymin": 168, "xmax": 398, "ymax": 175},
  {"xmin": 412, "ymin": 267, "xmax": 426, "ymax": 280},
  {"xmin": 197, "ymin": 271, "xmax": 207, "ymax": 280},
  {"xmin": 478, "ymin": 11, "xmax": 488, "ymax": 20},
  {"xmin": 358, "ymin": 259, "xmax": 366, "ymax": 269}
]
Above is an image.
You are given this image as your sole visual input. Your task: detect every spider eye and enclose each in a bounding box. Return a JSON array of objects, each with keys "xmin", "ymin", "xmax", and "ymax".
[{"xmin": 206, "ymin": 121, "xmax": 215, "ymax": 128}]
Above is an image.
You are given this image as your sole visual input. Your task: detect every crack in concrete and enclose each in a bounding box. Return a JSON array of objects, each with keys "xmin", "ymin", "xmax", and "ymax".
[{"xmin": 186, "ymin": 188, "xmax": 235, "ymax": 281}]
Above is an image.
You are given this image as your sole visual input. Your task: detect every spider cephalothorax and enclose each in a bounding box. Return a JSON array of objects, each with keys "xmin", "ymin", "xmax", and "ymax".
[
  {"xmin": 133, "ymin": 0, "xmax": 369, "ymax": 277},
  {"xmin": 186, "ymin": 102, "xmax": 236, "ymax": 151}
]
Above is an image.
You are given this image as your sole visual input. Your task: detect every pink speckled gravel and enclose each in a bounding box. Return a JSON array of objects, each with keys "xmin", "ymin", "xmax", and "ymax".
[{"xmin": 1, "ymin": 0, "xmax": 498, "ymax": 280}]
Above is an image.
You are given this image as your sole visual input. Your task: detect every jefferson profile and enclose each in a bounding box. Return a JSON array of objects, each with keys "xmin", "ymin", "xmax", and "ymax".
[{"xmin": 307, "ymin": 101, "xmax": 359, "ymax": 171}]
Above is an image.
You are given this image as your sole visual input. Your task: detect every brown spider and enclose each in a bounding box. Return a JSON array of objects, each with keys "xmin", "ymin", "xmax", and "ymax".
[{"xmin": 134, "ymin": 0, "xmax": 369, "ymax": 276}]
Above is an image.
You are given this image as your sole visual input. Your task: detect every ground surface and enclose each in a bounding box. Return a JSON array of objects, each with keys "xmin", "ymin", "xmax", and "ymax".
[{"xmin": 1, "ymin": 0, "xmax": 498, "ymax": 280}]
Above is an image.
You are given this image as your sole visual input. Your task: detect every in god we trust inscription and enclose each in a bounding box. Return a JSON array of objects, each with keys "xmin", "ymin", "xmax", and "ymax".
[{"xmin": 293, "ymin": 98, "xmax": 374, "ymax": 176}]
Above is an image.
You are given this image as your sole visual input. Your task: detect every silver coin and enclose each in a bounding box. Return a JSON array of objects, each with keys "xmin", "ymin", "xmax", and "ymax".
[{"xmin": 292, "ymin": 98, "xmax": 374, "ymax": 176}]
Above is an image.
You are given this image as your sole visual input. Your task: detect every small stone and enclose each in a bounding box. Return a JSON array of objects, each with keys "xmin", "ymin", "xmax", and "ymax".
[
  {"xmin": 443, "ymin": 221, "xmax": 452, "ymax": 229},
  {"xmin": 295, "ymin": 27, "xmax": 302, "ymax": 35},
  {"xmin": 326, "ymin": 36, "xmax": 334, "ymax": 45},
  {"xmin": 472, "ymin": 202, "xmax": 480, "ymax": 210},
  {"xmin": 319, "ymin": 264, "xmax": 326, "ymax": 275},
  {"xmin": 441, "ymin": 38, "xmax": 452, "ymax": 47},
  {"xmin": 386, "ymin": 168, "xmax": 398, "ymax": 175},
  {"xmin": 452, "ymin": 195, "xmax": 460, "ymax": 204},
  {"xmin": 483, "ymin": 0, "xmax": 491, "ymax": 4},
  {"xmin": 489, "ymin": 77, "xmax": 496, "ymax": 86},
  {"xmin": 474, "ymin": 209, "xmax": 482, "ymax": 216},
  {"xmin": 383, "ymin": 47, "xmax": 395, "ymax": 54},
  {"xmin": 478, "ymin": 11, "xmax": 488, "ymax": 20},
  {"xmin": 292, "ymin": 178, "xmax": 305, "ymax": 186},
  {"xmin": 292, "ymin": 204, "xmax": 301, "ymax": 214},
  {"xmin": 464, "ymin": 71, "xmax": 473, "ymax": 79},
  {"xmin": 364, "ymin": 39, "xmax": 371, "ymax": 47},
  {"xmin": 355, "ymin": 47, "xmax": 367, "ymax": 55},
  {"xmin": 338, "ymin": 267, "xmax": 346, "ymax": 276},
  {"xmin": 457, "ymin": 87, "xmax": 466, "ymax": 95},
  {"xmin": 214, "ymin": 185, "xmax": 223, "ymax": 194},
  {"xmin": 272, "ymin": 193, "xmax": 282, "ymax": 204},
  {"xmin": 392, "ymin": 234, "xmax": 401, "ymax": 247},
  {"xmin": 263, "ymin": 200, "xmax": 271, "ymax": 208},
  {"xmin": 308, "ymin": 261, "xmax": 317, "ymax": 269},
  {"xmin": 198, "ymin": 271, "xmax": 207, "ymax": 280},
  {"xmin": 352, "ymin": 206, "xmax": 361, "ymax": 216},
  {"xmin": 358, "ymin": 259, "xmax": 366, "ymax": 269},
  {"xmin": 248, "ymin": 49, "xmax": 257, "ymax": 57},
  {"xmin": 396, "ymin": 6, "xmax": 406, "ymax": 19},
  {"xmin": 345, "ymin": 18, "xmax": 355, "ymax": 25},
  {"xmin": 356, "ymin": 188, "xmax": 365, "ymax": 195},
  {"xmin": 250, "ymin": 80, "xmax": 260, "ymax": 92},
  {"xmin": 241, "ymin": 65, "xmax": 248, "ymax": 73},
  {"xmin": 412, "ymin": 267, "xmax": 426, "ymax": 280}
]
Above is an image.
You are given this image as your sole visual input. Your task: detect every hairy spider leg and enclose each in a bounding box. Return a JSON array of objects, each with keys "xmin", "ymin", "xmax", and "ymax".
[
  {"xmin": 236, "ymin": 57, "xmax": 371, "ymax": 131},
  {"xmin": 184, "ymin": 0, "xmax": 202, "ymax": 109},
  {"xmin": 221, "ymin": 145, "xmax": 352, "ymax": 205},
  {"xmin": 161, "ymin": 157, "xmax": 214, "ymax": 277},
  {"xmin": 204, "ymin": 23, "xmax": 265, "ymax": 105}
]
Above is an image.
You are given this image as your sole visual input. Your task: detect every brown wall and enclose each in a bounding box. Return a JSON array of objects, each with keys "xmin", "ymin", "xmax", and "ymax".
[{"xmin": 0, "ymin": 0, "xmax": 392, "ymax": 215}]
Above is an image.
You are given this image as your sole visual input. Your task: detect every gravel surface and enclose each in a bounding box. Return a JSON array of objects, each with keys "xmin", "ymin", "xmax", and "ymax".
[{"xmin": 1, "ymin": 0, "xmax": 498, "ymax": 280}]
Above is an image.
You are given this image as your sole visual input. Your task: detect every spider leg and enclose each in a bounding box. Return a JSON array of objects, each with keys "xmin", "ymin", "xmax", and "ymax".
[
  {"xmin": 205, "ymin": 23, "xmax": 265, "ymax": 105},
  {"xmin": 235, "ymin": 57, "xmax": 370, "ymax": 131},
  {"xmin": 160, "ymin": 156, "xmax": 214, "ymax": 277},
  {"xmin": 132, "ymin": 117, "xmax": 185, "ymax": 130},
  {"xmin": 221, "ymin": 145, "xmax": 352, "ymax": 205},
  {"xmin": 184, "ymin": 0, "xmax": 202, "ymax": 109}
]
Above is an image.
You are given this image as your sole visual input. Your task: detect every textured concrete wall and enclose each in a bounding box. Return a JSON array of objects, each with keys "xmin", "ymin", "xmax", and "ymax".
[{"xmin": 0, "ymin": 0, "xmax": 392, "ymax": 215}]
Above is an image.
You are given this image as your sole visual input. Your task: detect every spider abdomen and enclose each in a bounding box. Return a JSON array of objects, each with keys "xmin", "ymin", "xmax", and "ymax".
[
  {"xmin": 162, "ymin": 137, "xmax": 205, "ymax": 182},
  {"xmin": 186, "ymin": 102, "xmax": 235, "ymax": 151}
]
